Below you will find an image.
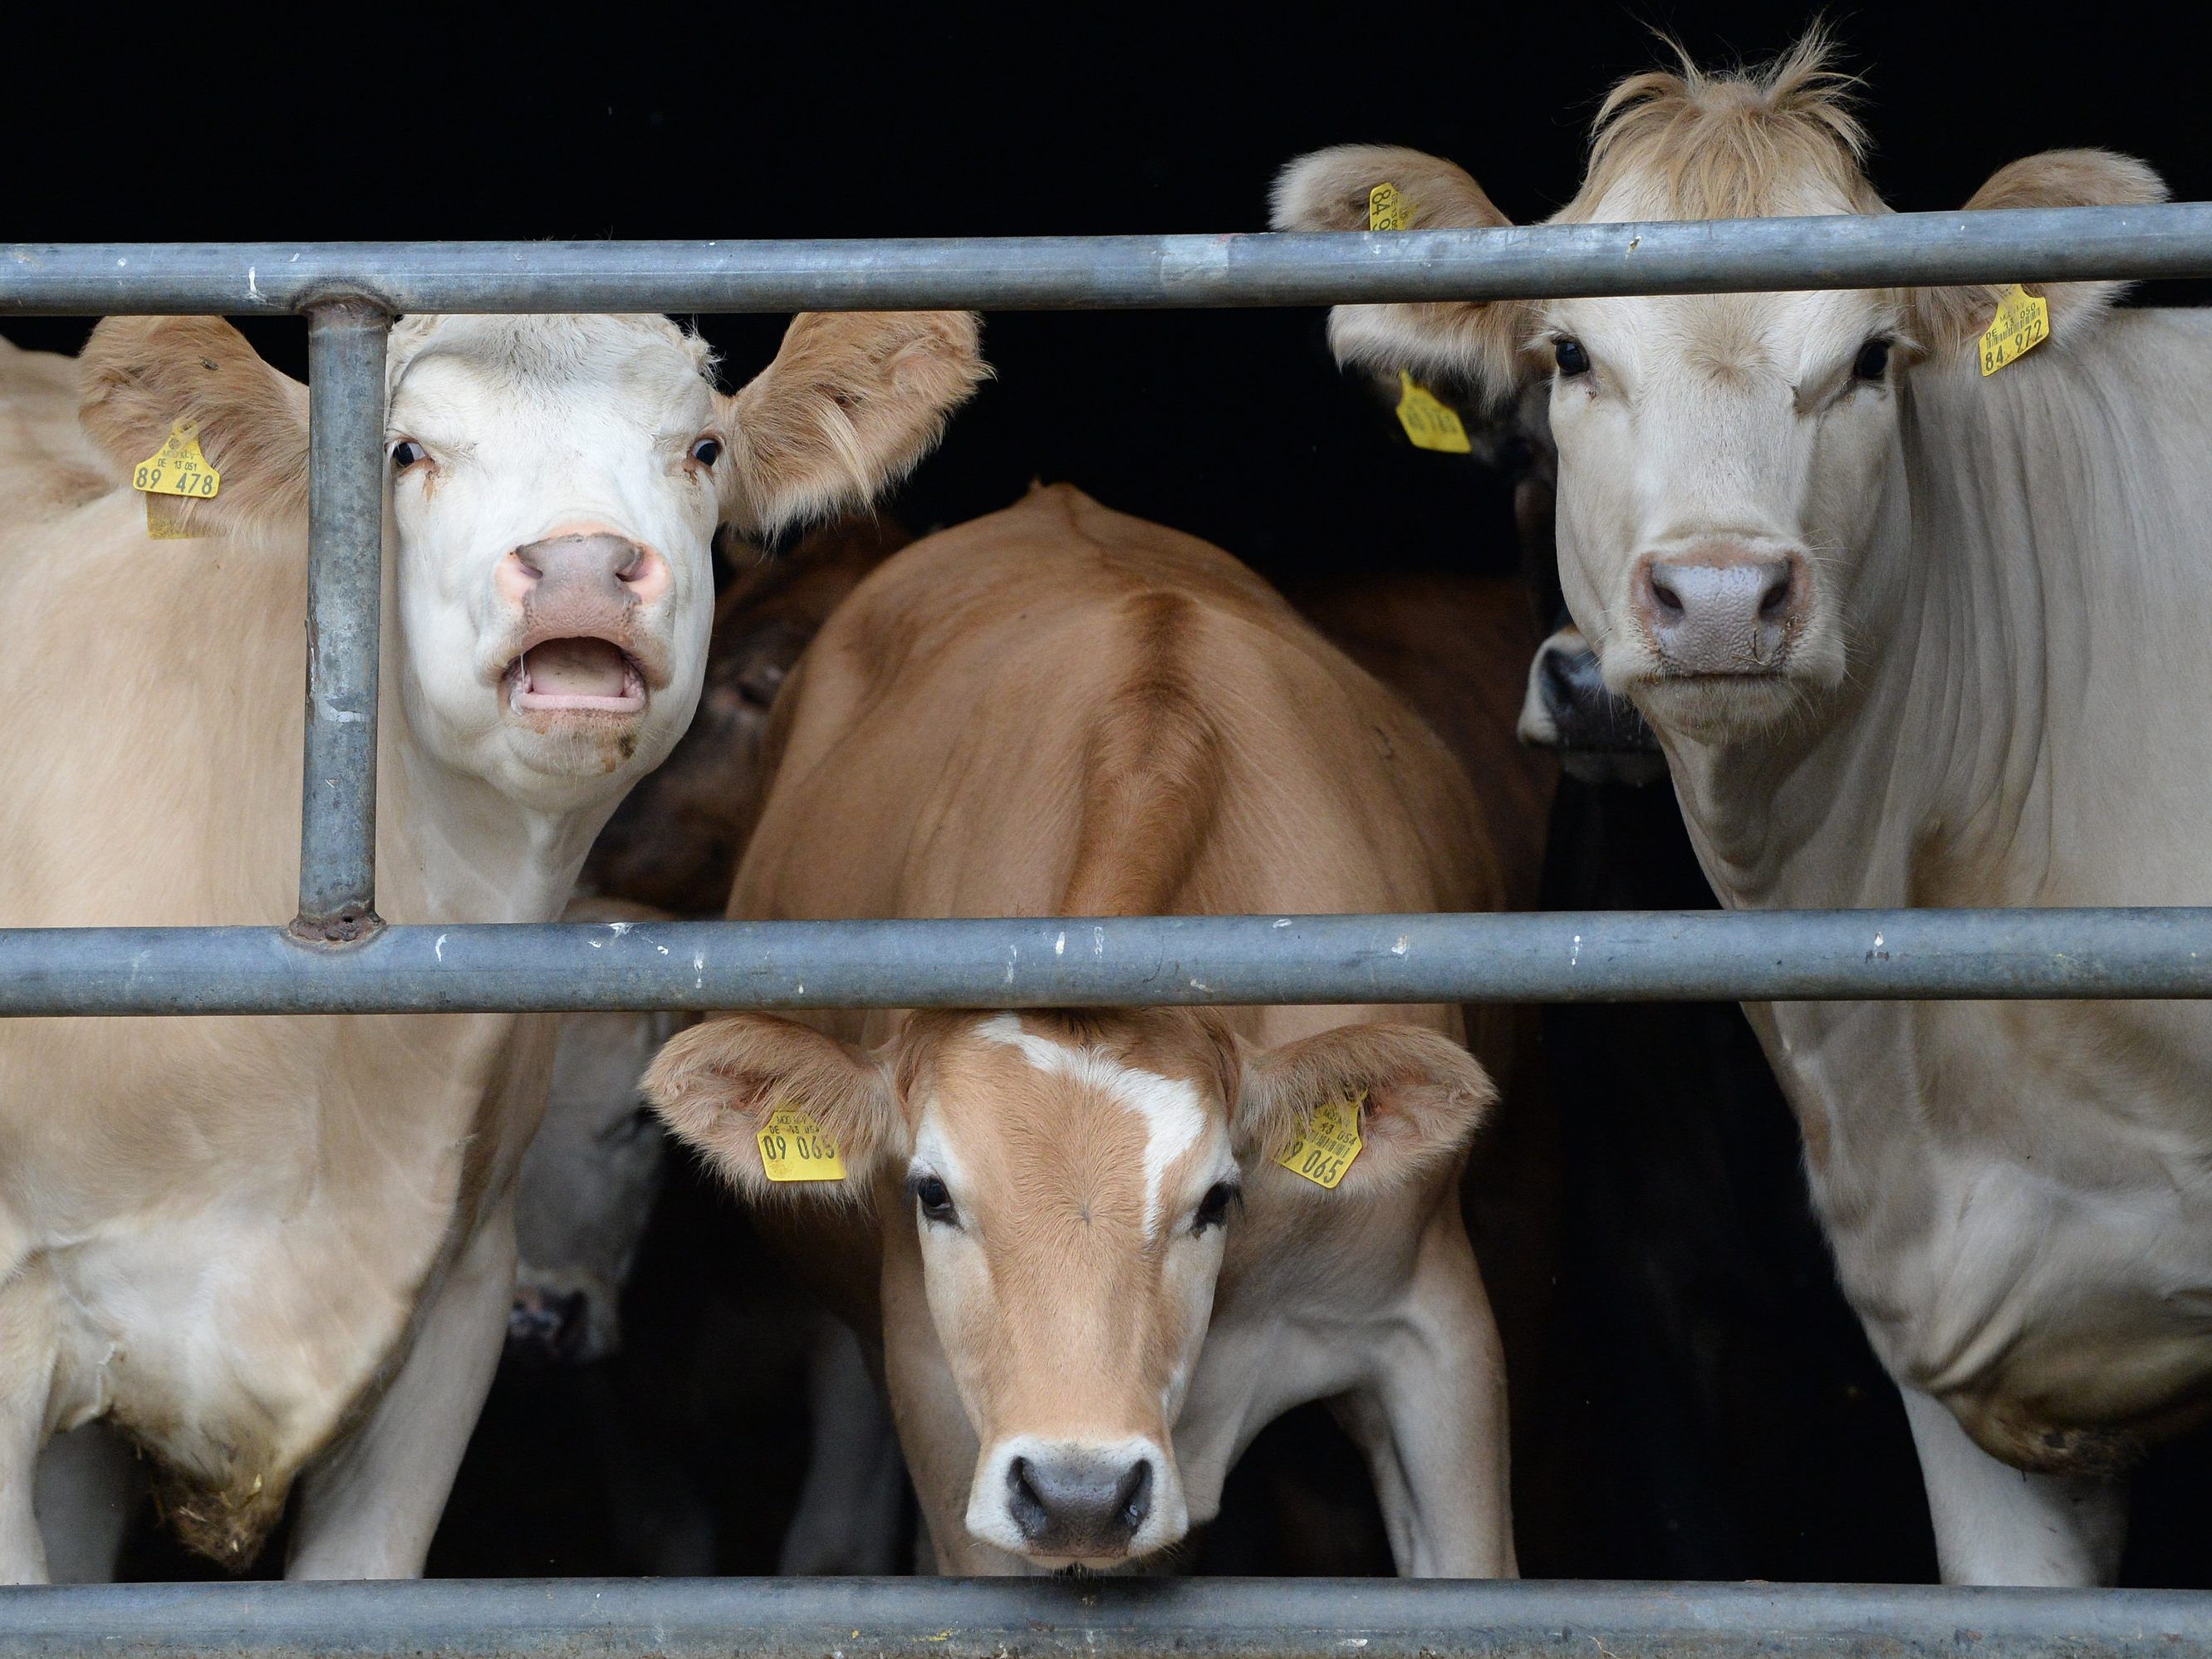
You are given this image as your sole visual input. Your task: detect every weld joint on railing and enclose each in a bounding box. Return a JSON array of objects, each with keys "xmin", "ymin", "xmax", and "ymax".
[
  {"xmin": 287, "ymin": 906, "xmax": 385, "ymax": 948},
  {"xmin": 295, "ymin": 288, "xmax": 396, "ymax": 325}
]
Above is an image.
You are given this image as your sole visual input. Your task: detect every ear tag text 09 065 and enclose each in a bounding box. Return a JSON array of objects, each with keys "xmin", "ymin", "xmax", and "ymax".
[
  {"xmin": 1276, "ymin": 1090, "xmax": 1366, "ymax": 1190},
  {"xmin": 1979, "ymin": 284, "xmax": 2050, "ymax": 376},
  {"xmin": 756, "ymin": 1103, "xmax": 846, "ymax": 1183},
  {"xmin": 1368, "ymin": 184, "xmax": 1473, "ymax": 454}
]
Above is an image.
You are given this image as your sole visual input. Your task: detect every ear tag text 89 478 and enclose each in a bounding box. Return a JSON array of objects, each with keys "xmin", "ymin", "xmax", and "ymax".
[
  {"xmin": 134, "ymin": 419, "xmax": 222, "ymax": 540},
  {"xmin": 1979, "ymin": 284, "xmax": 2050, "ymax": 375},
  {"xmin": 757, "ymin": 1103, "xmax": 846, "ymax": 1183},
  {"xmin": 1276, "ymin": 1090, "xmax": 1366, "ymax": 1190},
  {"xmin": 1368, "ymin": 184, "xmax": 1473, "ymax": 454}
]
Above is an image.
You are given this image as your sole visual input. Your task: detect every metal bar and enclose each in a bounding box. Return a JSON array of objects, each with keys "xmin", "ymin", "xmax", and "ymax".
[
  {"xmin": 2, "ymin": 909, "xmax": 2212, "ymax": 1015},
  {"xmin": 3, "ymin": 204, "xmax": 2210, "ymax": 315},
  {"xmin": 0, "ymin": 1576, "xmax": 2205, "ymax": 1659},
  {"xmin": 293, "ymin": 301, "xmax": 390, "ymax": 942}
]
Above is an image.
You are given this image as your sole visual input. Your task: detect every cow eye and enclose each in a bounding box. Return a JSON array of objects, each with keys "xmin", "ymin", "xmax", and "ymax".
[
  {"xmin": 1852, "ymin": 338, "xmax": 1892, "ymax": 382},
  {"xmin": 910, "ymin": 1173, "xmax": 959, "ymax": 1227},
  {"xmin": 390, "ymin": 439, "xmax": 430, "ymax": 470},
  {"xmin": 600, "ymin": 1102, "xmax": 660, "ymax": 1146},
  {"xmin": 1193, "ymin": 1180, "xmax": 1239, "ymax": 1235},
  {"xmin": 1553, "ymin": 337, "xmax": 1591, "ymax": 377},
  {"xmin": 689, "ymin": 436, "xmax": 723, "ymax": 468}
]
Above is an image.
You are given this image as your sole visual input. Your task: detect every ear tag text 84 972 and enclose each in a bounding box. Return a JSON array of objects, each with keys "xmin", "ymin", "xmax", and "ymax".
[
  {"xmin": 756, "ymin": 1103, "xmax": 846, "ymax": 1183},
  {"xmin": 1276, "ymin": 1090, "xmax": 1366, "ymax": 1190},
  {"xmin": 1367, "ymin": 184, "xmax": 1473, "ymax": 454},
  {"xmin": 1979, "ymin": 284, "xmax": 2050, "ymax": 376}
]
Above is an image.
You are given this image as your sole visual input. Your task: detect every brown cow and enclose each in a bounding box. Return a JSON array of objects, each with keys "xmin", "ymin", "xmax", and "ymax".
[{"xmin": 646, "ymin": 484, "xmax": 1513, "ymax": 1575}]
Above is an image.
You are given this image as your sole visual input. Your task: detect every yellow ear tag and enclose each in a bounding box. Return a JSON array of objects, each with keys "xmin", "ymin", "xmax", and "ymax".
[
  {"xmin": 133, "ymin": 420, "xmax": 222, "ymax": 500},
  {"xmin": 1395, "ymin": 372, "xmax": 1474, "ymax": 454},
  {"xmin": 1366, "ymin": 184, "xmax": 1471, "ymax": 454},
  {"xmin": 1367, "ymin": 182, "xmax": 1408, "ymax": 233},
  {"xmin": 1275, "ymin": 1091, "xmax": 1366, "ymax": 1190},
  {"xmin": 756, "ymin": 1103, "xmax": 846, "ymax": 1183},
  {"xmin": 1979, "ymin": 284, "xmax": 2050, "ymax": 376}
]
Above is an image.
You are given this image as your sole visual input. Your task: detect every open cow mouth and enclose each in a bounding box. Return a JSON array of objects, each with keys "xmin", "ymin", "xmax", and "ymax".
[{"xmin": 506, "ymin": 637, "xmax": 647, "ymax": 716}]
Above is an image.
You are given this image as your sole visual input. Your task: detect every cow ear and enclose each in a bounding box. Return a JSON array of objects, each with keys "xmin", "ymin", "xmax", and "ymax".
[
  {"xmin": 1235, "ymin": 1021, "xmax": 1495, "ymax": 1195},
  {"xmin": 77, "ymin": 317, "xmax": 311, "ymax": 540},
  {"xmin": 716, "ymin": 312, "xmax": 989, "ymax": 539},
  {"xmin": 1272, "ymin": 145, "xmax": 1539, "ymax": 407},
  {"xmin": 1908, "ymin": 150, "xmax": 2170, "ymax": 356},
  {"xmin": 644, "ymin": 1013, "xmax": 900, "ymax": 1200}
]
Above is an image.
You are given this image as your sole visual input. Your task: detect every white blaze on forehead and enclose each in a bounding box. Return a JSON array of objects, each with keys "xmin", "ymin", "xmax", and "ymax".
[{"xmin": 974, "ymin": 1014, "xmax": 1208, "ymax": 1235}]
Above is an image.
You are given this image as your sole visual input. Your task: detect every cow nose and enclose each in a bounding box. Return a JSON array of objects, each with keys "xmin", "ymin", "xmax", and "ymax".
[
  {"xmin": 1005, "ymin": 1449, "xmax": 1154, "ymax": 1556},
  {"xmin": 1636, "ymin": 547, "xmax": 1805, "ymax": 674},
  {"xmin": 505, "ymin": 533, "xmax": 665, "ymax": 613},
  {"xmin": 505, "ymin": 1285, "xmax": 587, "ymax": 1367},
  {"xmin": 1522, "ymin": 631, "xmax": 1661, "ymax": 760}
]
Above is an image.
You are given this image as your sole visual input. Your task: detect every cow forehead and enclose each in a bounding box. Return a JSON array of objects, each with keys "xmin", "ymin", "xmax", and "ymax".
[
  {"xmin": 1552, "ymin": 288, "xmax": 1891, "ymax": 386},
  {"xmin": 925, "ymin": 1014, "xmax": 1225, "ymax": 1237},
  {"xmin": 386, "ymin": 315, "xmax": 716, "ymax": 433}
]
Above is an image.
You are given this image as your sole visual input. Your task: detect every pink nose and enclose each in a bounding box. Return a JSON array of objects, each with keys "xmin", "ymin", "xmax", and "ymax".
[
  {"xmin": 1635, "ymin": 546, "xmax": 1806, "ymax": 674},
  {"xmin": 504, "ymin": 533, "xmax": 663, "ymax": 622}
]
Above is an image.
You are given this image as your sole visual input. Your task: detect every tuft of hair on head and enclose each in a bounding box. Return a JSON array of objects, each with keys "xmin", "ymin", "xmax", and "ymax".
[{"xmin": 1567, "ymin": 23, "xmax": 1881, "ymax": 221}]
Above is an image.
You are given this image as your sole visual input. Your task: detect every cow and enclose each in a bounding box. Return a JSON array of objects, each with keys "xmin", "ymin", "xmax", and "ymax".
[
  {"xmin": 0, "ymin": 307, "xmax": 984, "ymax": 1583},
  {"xmin": 1276, "ymin": 33, "xmax": 2209, "ymax": 1585},
  {"xmin": 645, "ymin": 483, "xmax": 1513, "ymax": 1576}
]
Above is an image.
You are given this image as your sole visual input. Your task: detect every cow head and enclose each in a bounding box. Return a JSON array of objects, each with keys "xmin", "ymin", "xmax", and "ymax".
[
  {"xmin": 1274, "ymin": 32, "xmax": 2165, "ymax": 746},
  {"xmin": 78, "ymin": 310, "xmax": 985, "ymax": 816},
  {"xmin": 646, "ymin": 1007, "xmax": 1489, "ymax": 1569}
]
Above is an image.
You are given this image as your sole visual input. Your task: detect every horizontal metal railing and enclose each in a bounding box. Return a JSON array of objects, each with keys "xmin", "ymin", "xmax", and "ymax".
[
  {"xmin": 5, "ymin": 204, "xmax": 2211, "ymax": 314},
  {"xmin": 2, "ymin": 1576, "xmax": 2205, "ymax": 1658}
]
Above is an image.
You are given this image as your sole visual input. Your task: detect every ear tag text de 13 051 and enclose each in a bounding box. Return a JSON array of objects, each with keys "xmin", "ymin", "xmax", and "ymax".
[
  {"xmin": 1367, "ymin": 184, "xmax": 1473, "ymax": 454},
  {"xmin": 756, "ymin": 1104, "xmax": 846, "ymax": 1183},
  {"xmin": 134, "ymin": 420, "xmax": 222, "ymax": 540},
  {"xmin": 1276, "ymin": 1091, "xmax": 1366, "ymax": 1190},
  {"xmin": 1979, "ymin": 284, "xmax": 2050, "ymax": 376}
]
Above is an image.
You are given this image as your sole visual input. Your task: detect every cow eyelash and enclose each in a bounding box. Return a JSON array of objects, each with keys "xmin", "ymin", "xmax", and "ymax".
[
  {"xmin": 390, "ymin": 439, "xmax": 430, "ymax": 470},
  {"xmin": 910, "ymin": 1172, "xmax": 959, "ymax": 1227},
  {"xmin": 1192, "ymin": 1180, "xmax": 1241, "ymax": 1234}
]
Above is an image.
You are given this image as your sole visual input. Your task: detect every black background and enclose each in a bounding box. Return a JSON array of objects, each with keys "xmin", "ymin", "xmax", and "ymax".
[{"xmin": 19, "ymin": 0, "xmax": 2212, "ymax": 1587}]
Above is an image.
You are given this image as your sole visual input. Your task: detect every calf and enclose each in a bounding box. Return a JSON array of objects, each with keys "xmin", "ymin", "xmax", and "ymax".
[
  {"xmin": 1278, "ymin": 33, "xmax": 2207, "ymax": 1584},
  {"xmin": 0, "ymin": 307, "xmax": 983, "ymax": 1583},
  {"xmin": 648, "ymin": 484, "xmax": 1512, "ymax": 1575}
]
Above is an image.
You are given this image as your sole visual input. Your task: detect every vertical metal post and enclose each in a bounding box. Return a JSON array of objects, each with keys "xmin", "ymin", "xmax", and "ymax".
[{"xmin": 293, "ymin": 299, "xmax": 391, "ymax": 943}]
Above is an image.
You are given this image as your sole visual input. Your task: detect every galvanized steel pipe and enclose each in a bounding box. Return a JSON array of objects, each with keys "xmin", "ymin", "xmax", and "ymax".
[
  {"xmin": 5, "ymin": 204, "xmax": 2212, "ymax": 316},
  {"xmin": 293, "ymin": 302, "xmax": 389, "ymax": 940},
  {"xmin": 0, "ymin": 1576, "xmax": 2204, "ymax": 1658},
  {"xmin": 2, "ymin": 909, "xmax": 2211, "ymax": 1015}
]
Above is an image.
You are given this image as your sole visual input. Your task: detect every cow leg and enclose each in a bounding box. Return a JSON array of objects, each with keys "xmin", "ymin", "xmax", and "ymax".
[
  {"xmin": 32, "ymin": 1421, "xmax": 140, "ymax": 1583},
  {"xmin": 285, "ymin": 1215, "xmax": 517, "ymax": 1579},
  {"xmin": 1329, "ymin": 1221, "xmax": 1516, "ymax": 1578},
  {"xmin": 778, "ymin": 1317, "xmax": 908, "ymax": 1574},
  {"xmin": 1898, "ymin": 1387, "xmax": 2127, "ymax": 1586}
]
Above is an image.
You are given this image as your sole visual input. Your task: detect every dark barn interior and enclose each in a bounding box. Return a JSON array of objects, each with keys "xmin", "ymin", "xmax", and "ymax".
[{"xmin": 9, "ymin": 2, "xmax": 2212, "ymax": 1589}]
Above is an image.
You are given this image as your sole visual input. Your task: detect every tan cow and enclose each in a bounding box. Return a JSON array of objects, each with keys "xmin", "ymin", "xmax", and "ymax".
[
  {"xmin": 1278, "ymin": 35, "xmax": 2208, "ymax": 1584},
  {"xmin": 0, "ymin": 308, "xmax": 983, "ymax": 1583},
  {"xmin": 646, "ymin": 484, "xmax": 1512, "ymax": 1575}
]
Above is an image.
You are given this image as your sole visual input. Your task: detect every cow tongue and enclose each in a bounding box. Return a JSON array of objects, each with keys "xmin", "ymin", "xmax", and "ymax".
[{"xmin": 526, "ymin": 638, "xmax": 629, "ymax": 697}]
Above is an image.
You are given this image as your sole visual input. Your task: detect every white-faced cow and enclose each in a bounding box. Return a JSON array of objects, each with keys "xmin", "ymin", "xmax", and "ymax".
[
  {"xmin": 647, "ymin": 484, "xmax": 1513, "ymax": 1576},
  {"xmin": 0, "ymin": 307, "xmax": 983, "ymax": 1583},
  {"xmin": 1277, "ymin": 37, "xmax": 2207, "ymax": 1585}
]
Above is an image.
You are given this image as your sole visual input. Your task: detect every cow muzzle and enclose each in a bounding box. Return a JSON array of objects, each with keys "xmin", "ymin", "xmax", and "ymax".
[
  {"xmin": 1633, "ymin": 542, "xmax": 1807, "ymax": 676},
  {"xmin": 1519, "ymin": 625, "xmax": 1665, "ymax": 786},
  {"xmin": 968, "ymin": 1435, "xmax": 1184, "ymax": 1567},
  {"xmin": 497, "ymin": 530, "xmax": 672, "ymax": 726}
]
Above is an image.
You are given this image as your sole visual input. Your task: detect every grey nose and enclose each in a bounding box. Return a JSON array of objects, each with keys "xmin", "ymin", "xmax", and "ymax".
[
  {"xmin": 505, "ymin": 1285, "xmax": 587, "ymax": 1367},
  {"xmin": 1636, "ymin": 550, "xmax": 1804, "ymax": 674},
  {"xmin": 510, "ymin": 533, "xmax": 651, "ymax": 622},
  {"xmin": 1006, "ymin": 1450, "xmax": 1153, "ymax": 1556}
]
